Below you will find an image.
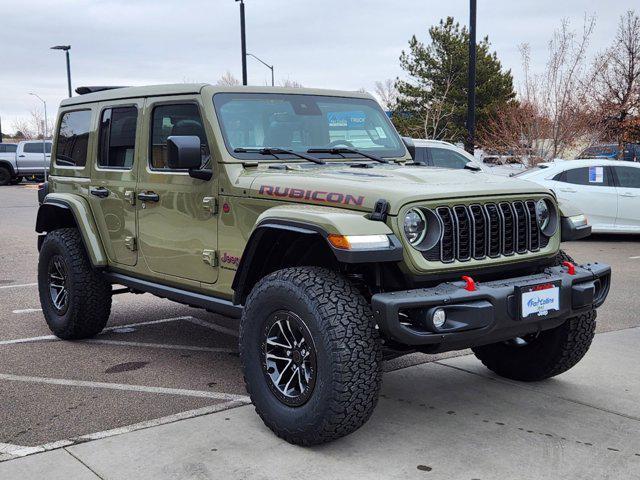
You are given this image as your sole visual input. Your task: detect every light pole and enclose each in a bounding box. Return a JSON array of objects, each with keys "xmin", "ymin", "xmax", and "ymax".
[
  {"xmin": 50, "ymin": 45, "xmax": 72, "ymax": 97},
  {"xmin": 29, "ymin": 93, "xmax": 49, "ymax": 182},
  {"xmin": 465, "ymin": 0, "xmax": 477, "ymax": 155},
  {"xmin": 246, "ymin": 53, "xmax": 274, "ymax": 86},
  {"xmin": 235, "ymin": 0, "xmax": 248, "ymax": 85}
]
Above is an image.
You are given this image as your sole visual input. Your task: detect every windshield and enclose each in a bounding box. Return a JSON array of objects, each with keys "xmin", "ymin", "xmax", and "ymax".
[{"xmin": 213, "ymin": 93, "xmax": 405, "ymax": 160}]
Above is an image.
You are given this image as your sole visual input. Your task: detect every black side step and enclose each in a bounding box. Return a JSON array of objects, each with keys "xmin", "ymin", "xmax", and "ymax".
[{"xmin": 103, "ymin": 272, "xmax": 243, "ymax": 319}]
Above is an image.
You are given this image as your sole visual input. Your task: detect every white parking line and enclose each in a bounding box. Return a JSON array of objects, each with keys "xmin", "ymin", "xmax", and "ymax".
[
  {"xmin": 0, "ymin": 400, "xmax": 248, "ymax": 461},
  {"xmin": 0, "ymin": 282, "xmax": 37, "ymax": 290},
  {"xmin": 629, "ymin": 255, "xmax": 640, "ymax": 259},
  {"xmin": 186, "ymin": 316, "xmax": 240, "ymax": 337},
  {"xmin": 0, "ymin": 373, "xmax": 250, "ymax": 402},
  {"xmin": 82, "ymin": 339, "xmax": 236, "ymax": 353},
  {"xmin": 12, "ymin": 308, "xmax": 42, "ymax": 314},
  {"xmin": 0, "ymin": 315, "xmax": 193, "ymax": 346}
]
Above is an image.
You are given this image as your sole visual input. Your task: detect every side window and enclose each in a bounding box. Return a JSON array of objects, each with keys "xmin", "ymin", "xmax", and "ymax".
[
  {"xmin": 24, "ymin": 142, "xmax": 52, "ymax": 153},
  {"xmin": 429, "ymin": 147, "xmax": 469, "ymax": 169},
  {"xmin": 614, "ymin": 166, "xmax": 640, "ymax": 188},
  {"xmin": 413, "ymin": 146, "xmax": 428, "ymax": 164},
  {"xmin": 0, "ymin": 145, "xmax": 4, "ymax": 153},
  {"xmin": 6, "ymin": 144, "xmax": 17, "ymax": 153},
  {"xmin": 98, "ymin": 106, "xmax": 138, "ymax": 169},
  {"xmin": 150, "ymin": 104, "xmax": 209, "ymax": 170},
  {"xmin": 561, "ymin": 166, "xmax": 611, "ymax": 186},
  {"xmin": 552, "ymin": 171, "xmax": 565, "ymax": 181},
  {"xmin": 55, "ymin": 110, "xmax": 92, "ymax": 167}
]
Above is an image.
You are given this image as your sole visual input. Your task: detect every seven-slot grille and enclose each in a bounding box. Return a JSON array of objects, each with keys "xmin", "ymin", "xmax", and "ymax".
[{"xmin": 422, "ymin": 200, "xmax": 549, "ymax": 263}]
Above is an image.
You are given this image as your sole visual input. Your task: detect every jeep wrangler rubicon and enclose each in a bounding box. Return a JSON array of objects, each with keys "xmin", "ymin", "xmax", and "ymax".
[{"xmin": 36, "ymin": 84, "xmax": 610, "ymax": 445}]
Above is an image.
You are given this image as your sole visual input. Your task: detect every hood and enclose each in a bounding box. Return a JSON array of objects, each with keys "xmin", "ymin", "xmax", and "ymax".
[{"xmin": 240, "ymin": 163, "xmax": 552, "ymax": 215}]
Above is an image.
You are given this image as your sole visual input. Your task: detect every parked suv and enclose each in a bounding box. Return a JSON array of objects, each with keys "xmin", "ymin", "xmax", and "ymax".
[
  {"xmin": 36, "ymin": 84, "xmax": 611, "ymax": 445},
  {"xmin": 0, "ymin": 140, "xmax": 52, "ymax": 185}
]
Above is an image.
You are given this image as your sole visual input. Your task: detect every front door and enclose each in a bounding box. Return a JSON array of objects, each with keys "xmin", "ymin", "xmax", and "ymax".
[
  {"xmin": 88, "ymin": 100, "xmax": 142, "ymax": 266},
  {"xmin": 550, "ymin": 165, "xmax": 618, "ymax": 230},
  {"xmin": 136, "ymin": 97, "xmax": 218, "ymax": 284},
  {"xmin": 612, "ymin": 165, "xmax": 640, "ymax": 231}
]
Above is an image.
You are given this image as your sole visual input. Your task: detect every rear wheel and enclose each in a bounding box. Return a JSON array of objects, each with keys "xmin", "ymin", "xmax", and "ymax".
[
  {"xmin": 240, "ymin": 267, "xmax": 382, "ymax": 445},
  {"xmin": 38, "ymin": 228, "xmax": 112, "ymax": 339},
  {"xmin": 0, "ymin": 166, "xmax": 11, "ymax": 186}
]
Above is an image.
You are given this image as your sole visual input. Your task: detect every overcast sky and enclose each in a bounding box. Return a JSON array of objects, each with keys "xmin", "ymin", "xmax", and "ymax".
[{"xmin": 0, "ymin": 0, "xmax": 637, "ymax": 134}]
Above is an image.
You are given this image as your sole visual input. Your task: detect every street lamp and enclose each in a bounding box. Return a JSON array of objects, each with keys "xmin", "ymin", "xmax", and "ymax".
[
  {"xmin": 246, "ymin": 53, "xmax": 274, "ymax": 86},
  {"xmin": 50, "ymin": 45, "xmax": 72, "ymax": 98},
  {"xmin": 28, "ymin": 93, "xmax": 49, "ymax": 182},
  {"xmin": 465, "ymin": 0, "xmax": 477, "ymax": 154},
  {"xmin": 235, "ymin": 0, "xmax": 248, "ymax": 85}
]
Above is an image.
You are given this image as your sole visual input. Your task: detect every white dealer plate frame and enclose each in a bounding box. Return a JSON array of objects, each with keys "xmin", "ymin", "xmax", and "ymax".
[{"xmin": 516, "ymin": 280, "xmax": 561, "ymax": 320}]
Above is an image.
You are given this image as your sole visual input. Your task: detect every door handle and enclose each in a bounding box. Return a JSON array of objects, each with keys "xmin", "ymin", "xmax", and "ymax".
[
  {"xmin": 89, "ymin": 186, "xmax": 109, "ymax": 198},
  {"xmin": 137, "ymin": 191, "xmax": 160, "ymax": 202},
  {"xmin": 620, "ymin": 192, "xmax": 637, "ymax": 198},
  {"xmin": 559, "ymin": 188, "xmax": 576, "ymax": 193},
  {"xmin": 18, "ymin": 155, "xmax": 25, "ymax": 158}
]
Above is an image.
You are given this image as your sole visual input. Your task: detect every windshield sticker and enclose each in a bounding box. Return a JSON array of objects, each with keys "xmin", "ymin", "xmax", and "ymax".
[
  {"xmin": 259, "ymin": 185, "xmax": 365, "ymax": 206},
  {"xmin": 327, "ymin": 111, "xmax": 366, "ymax": 128},
  {"xmin": 589, "ymin": 166, "xmax": 604, "ymax": 183}
]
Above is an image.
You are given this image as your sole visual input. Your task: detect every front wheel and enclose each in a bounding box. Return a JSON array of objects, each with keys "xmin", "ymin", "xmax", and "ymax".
[
  {"xmin": 38, "ymin": 228, "xmax": 112, "ymax": 339},
  {"xmin": 472, "ymin": 310, "xmax": 596, "ymax": 381},
  {"xmin": 239, "ymin": 267, "xmax": 382, "ymax": 445}
]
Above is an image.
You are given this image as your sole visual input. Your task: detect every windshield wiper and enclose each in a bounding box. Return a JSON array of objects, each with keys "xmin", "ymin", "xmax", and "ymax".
[
  {"xmin": 307, "ymin": 147, "xmax": 389, "ymax": 164},
  {"xmin": 234, "ymin": 147, "xmax": 325, "ymax": 165}
]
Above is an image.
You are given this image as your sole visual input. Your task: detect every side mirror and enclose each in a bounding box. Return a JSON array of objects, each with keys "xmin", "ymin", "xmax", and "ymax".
[
  {"xmin": 166, "ymin": 136, "xmax": 202, "ymax": 170},
  {"xmin": 402, "ymin": 137, "xmax": 416, "ymax": 160}
]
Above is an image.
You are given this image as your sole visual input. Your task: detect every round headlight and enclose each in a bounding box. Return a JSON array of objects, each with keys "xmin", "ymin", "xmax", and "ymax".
[
  {"xmin": 535, "ymin": 199, "xmax": 550, "ymax": 231},
  {"xmin": 404, "ymin": 209, "xmax": 427, "ymax": 245}
]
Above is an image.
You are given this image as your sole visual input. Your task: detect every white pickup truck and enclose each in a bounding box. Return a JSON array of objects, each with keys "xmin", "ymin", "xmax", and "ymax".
[{"xmin": 0, "ymin": 140, "xmax": 52, "ymax": 186}]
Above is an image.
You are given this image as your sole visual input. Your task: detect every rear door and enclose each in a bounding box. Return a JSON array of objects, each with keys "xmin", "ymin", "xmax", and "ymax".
[
  {"xmin": 19, "ymin": 141, "xmax": 51, "ymax": 173},
  {"xmin": 551, "ymin": 165, "xmax": 617, "ymax": 230},
  {"xmin": 612, "ymin": 165, "xmax": 640, "ymax": 231},
  {"xmin": 136, "ymin": 97, "xmax": 218, "ymax": 284},
  {"xmin": 88, "ymin": 100, "xmax": 142, "ymax": 266}
]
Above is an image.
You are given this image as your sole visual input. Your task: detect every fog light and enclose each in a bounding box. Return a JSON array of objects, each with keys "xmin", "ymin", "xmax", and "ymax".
[{"xmin": 432, "ymin": 308, "xmax": 446, "ymax": 329}]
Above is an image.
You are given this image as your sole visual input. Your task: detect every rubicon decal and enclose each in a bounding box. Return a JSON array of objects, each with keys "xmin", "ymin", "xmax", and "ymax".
[{"xmin": 259, "ymin": 185, "xmax": 365, "ymax": 206}]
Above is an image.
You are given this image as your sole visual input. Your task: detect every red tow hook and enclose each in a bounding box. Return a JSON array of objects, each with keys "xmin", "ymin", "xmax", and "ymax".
[
  {"xmin": 562, "ymin": 261, "xmax": 576, "ymax": 275},
  {"xmin": 461, "ymin": 275, "xmax": 477, "ymax": 291}
]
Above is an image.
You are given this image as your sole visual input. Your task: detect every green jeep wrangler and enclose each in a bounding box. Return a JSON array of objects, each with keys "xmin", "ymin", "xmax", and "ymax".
[{"xmin": 36, "ymin": 84, "xmax": 610, "ymax": 445}]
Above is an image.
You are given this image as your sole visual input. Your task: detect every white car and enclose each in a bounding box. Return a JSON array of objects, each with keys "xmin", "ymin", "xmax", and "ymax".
[
  {"xmin": 515, "ymin": 159, "xmax": 640, "ymax": 233},
  {"xmin": 408, "ymin": 139, "xmax": 488, "ymax": 172}
]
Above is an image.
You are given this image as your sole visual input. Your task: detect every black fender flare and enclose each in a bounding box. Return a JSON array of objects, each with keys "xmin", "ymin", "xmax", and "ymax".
[{"xmin": 231, "ymin": 219, "xmax": 403, "ymax": 304}]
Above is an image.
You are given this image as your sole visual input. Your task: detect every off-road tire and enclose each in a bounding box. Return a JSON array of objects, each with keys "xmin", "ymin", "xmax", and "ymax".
[
  {"xmin": 240, "ymin": 267, "xmax": 382, "ymax": 445},
  {"xmin": 473, "ymin": 309, "xmax": 596, "ymax": 381},
  {"xmin": 38, "ymin": 228, "xmax": 112, "ymax": 339},
  {"xmin": 0, "ymin": 166, "xmax": 11, "ymax": 186}
]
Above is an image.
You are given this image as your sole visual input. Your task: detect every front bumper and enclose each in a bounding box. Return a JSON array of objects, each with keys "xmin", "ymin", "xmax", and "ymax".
[{"xmin": 371, "ymin": 262, "xmax": 611, "ymax": 351}]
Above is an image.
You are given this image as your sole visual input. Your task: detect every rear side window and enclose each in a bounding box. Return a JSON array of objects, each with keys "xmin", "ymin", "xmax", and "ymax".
[
  {"xmin": 559, "ymin": 166, "xmax": 611, "ymax": 186},
  {"xmin": 614, "ymin": 166, "xmax": 640, "ymax": 188},
  {"xmin": 56, "ymin": 110, "xmax": 92, "ymax": 167},
  {"xmin": 150, "ymin": 103, "xmax": 209, "ymax": 170},
  {"xmin": 0, "ymin": 144, "xmax": 17, "ymax": 153},
  {"xmin": 98, "ymin": 106, "xmax": 138, "ymax": 169},
  {"xmin": 24, "ymin": 142, "xmax": 52, "ymax": 154},
  {"xmin": 429, "ymin": 147, "xmax": 469, "ymax": 169}
]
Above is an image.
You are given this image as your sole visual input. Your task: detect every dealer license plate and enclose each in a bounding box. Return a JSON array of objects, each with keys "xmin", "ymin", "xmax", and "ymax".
[{"xmin": 518, "ymin": 281, "xmax": 561, "ymax": 320}]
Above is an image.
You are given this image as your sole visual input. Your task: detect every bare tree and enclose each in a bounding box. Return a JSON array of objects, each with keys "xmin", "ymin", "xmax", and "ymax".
[
  {"xmin": 216, "ymin": 71, "xmax": 240, "ymax": 86},
  {"xmin": 593, "ymin": 10, "xmax": 640, "ymax": 154},
  {"xmin": 11, "ymin": 107, "xmax": 54, "ymax": 140},
  {"xmin": 374, "ymin": 79, "xmax": 398, "ymax": 111},
  {"xmin": 481, "ymin": 17, "xmax": 605, "ymax": 161},
  {"xmin": 279, "ymin": 78, "xmax": 304, "ymax": 88}
]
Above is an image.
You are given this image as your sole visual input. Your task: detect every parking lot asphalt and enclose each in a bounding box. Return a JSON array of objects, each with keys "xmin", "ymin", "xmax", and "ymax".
[{"xmin": 1, "ymin": 184, "xmax": 639, "ymax": 470}]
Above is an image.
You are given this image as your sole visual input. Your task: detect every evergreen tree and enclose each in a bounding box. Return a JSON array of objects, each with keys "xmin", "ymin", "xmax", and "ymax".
[{"xmin": 394, "ymin": 17, "xmax": 515, "ymax": 142}]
